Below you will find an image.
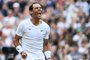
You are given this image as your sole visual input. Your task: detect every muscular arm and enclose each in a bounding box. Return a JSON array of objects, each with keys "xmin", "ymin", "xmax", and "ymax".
[
  {"xmin": 13, "ymin": 35, "xmax": 22, "ymax": 47},
  {"xmin": 13, "ymin": 35, "xmax": 27, "ymax": 58},
  {"xmin": 43, "ymin": 39, "xmax": 50, "ymax": 51},
  {"xmin": 43, "ymin": 39, "xmax": 52, "ymax": 60}
]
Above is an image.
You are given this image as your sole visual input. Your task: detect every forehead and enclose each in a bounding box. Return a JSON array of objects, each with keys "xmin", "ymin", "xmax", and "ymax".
[{"xmin": 33, "ymin": 3, "xmax": 41, "ymax": 8}]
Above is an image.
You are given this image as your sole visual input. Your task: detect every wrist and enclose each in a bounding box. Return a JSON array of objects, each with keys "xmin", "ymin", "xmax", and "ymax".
[
  {"xmin": 48, "ymin": 57, "xmax": 51, "ymax": 59},
  {"xmin": 44, "ymin": 51, "xmax": 51, "ymax": 59},
  {"xmin": 16, "ymin": 45, "xmax": 23, "ymax": 54}
]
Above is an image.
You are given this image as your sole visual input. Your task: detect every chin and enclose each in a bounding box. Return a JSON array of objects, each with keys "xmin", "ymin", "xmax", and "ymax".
[{"xmin": 37, "ymin": 16, "xmax": 41, "ymax": 19}]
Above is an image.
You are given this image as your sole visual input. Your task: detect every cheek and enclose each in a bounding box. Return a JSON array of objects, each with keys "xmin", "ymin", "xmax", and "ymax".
[
  {"xmin": 32, "ymin": 12, "xmax": 37, "ymax": 15},
  {"xmin": 32, "ymin": 10, "xmax": 37, "ymax": 13}
]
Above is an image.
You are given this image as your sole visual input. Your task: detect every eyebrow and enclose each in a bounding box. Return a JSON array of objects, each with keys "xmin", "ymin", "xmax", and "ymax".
[{"xmin": 33, "ymin": 6, "xmax": 42, "ymax": 8}]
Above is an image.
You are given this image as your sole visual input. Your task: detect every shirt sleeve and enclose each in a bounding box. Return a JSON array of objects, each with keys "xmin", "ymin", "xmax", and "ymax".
[
  {"xmin": 16, "ymin": 22, "xmax": 24, "ymax": 36},
  {"xmin": 44, "ymin": 25, "xmax": 50, "ymax": 39}
]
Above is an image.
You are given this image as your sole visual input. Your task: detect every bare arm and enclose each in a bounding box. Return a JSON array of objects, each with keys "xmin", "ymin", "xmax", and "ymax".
[
  {"xmin": 13, "ymin": 34, "xmax": 22, "ymax": 47},
  {"xmin": 43, "ymin": 39, "xmax": 50, "ymax": 51},
  {"xmin": 13, "ymin": 35, "xmax": 27, "ymax": 59},
  {"xmin": 43, "ymin": 39, "xmax": 52, "ymax": 60}
]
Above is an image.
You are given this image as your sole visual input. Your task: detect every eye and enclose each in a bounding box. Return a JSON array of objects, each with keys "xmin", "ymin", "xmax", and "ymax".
[
  {"xmin": 35, "ymin": 7, "xmax": 38, "ymax": 9},
  {"xmin": 34, "ymin": 7, "xmax": 42, "ymax": 9}
]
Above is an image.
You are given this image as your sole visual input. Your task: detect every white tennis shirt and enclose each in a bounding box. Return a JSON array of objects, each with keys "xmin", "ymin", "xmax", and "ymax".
[{"xmin": 16, "ymin": 18, "xmax": 50, "ymax": 55}]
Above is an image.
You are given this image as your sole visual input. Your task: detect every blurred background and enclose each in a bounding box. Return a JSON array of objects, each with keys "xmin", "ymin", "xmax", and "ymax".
[{"xmin": 0, "ymin": 0, "xmax": 90, "ymax": 60}]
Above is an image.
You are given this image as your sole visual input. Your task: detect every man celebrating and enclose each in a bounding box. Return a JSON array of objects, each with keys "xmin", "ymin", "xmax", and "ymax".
[{"xmin": 13, "ymin": 2, "xmax": 52, "ymax": 60}]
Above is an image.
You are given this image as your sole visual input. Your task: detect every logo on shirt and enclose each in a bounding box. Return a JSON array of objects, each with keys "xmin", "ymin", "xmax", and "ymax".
[
  {"xmin": 40, "ymin": 30, "xmax": 44, "ymax": 32},
  {"xmin": 28, "ymin": 28, "xmax": 31, "ymax": 30}
]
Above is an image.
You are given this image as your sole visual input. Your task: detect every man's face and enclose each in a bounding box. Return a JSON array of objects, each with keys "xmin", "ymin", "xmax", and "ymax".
[{"xmin": 32, "ymin": 4, "xmax": 42, "ymax": 19}]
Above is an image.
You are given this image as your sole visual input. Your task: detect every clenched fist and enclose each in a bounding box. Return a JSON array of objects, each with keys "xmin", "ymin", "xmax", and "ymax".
[{"xmin": 21, "ymin": 51, "xmax": 27, "ymax": 59}]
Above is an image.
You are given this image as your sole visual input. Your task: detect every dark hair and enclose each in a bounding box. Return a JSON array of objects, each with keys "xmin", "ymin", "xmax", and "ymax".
[{"xmin": 29, "ymin": 2, "xmax": 42, "ymax": 11}]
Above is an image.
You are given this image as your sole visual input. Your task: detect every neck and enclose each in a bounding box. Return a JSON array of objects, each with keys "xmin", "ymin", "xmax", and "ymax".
[{"xmin": 31, "ymin": 17, "xmax": 40, "ymax": 26}]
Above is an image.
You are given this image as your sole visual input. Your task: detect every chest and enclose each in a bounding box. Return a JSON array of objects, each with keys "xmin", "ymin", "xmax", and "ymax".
[{"xmin": 23, "ymin": 26, "xmax": 47, "ymax": 38}]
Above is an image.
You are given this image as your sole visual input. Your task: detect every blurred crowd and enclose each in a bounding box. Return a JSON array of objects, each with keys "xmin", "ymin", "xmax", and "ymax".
[{"xmin": 0, "ymin": 0, "xmax": 90, "ymax": 60}]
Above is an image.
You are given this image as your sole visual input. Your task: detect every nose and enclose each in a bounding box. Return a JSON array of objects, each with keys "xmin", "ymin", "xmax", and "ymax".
[
  {"xmin": 38, "ymin": 8, "xmax": 42, "ymax": 11},
  {"xmin": 38, "ymin": 7, "xmax": 42, "ymax": 11}
]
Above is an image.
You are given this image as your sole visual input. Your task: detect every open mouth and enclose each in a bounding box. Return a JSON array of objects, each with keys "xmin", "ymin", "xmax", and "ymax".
[
  {"xmin": 37, "ymin": 12, "xmax": 41, "ymax": 15},
  {"xmin": 37, "ymin": 13, "xmax": 42, "ymax": 16},
  {"xmin": 37, "ymin": 12, "xmax": 42, "ymax": 18}
]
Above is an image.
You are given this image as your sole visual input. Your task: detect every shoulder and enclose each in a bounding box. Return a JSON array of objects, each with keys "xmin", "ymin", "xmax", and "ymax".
[{"xmin": 41, "ymin": 20, "xmax": 50, "ymax": 29}]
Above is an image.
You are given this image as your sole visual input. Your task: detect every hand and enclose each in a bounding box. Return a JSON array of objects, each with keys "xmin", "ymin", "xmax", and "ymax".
[{"xmin": 21, "ymin": 51, "xmax": 27, "ymax": 59}]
